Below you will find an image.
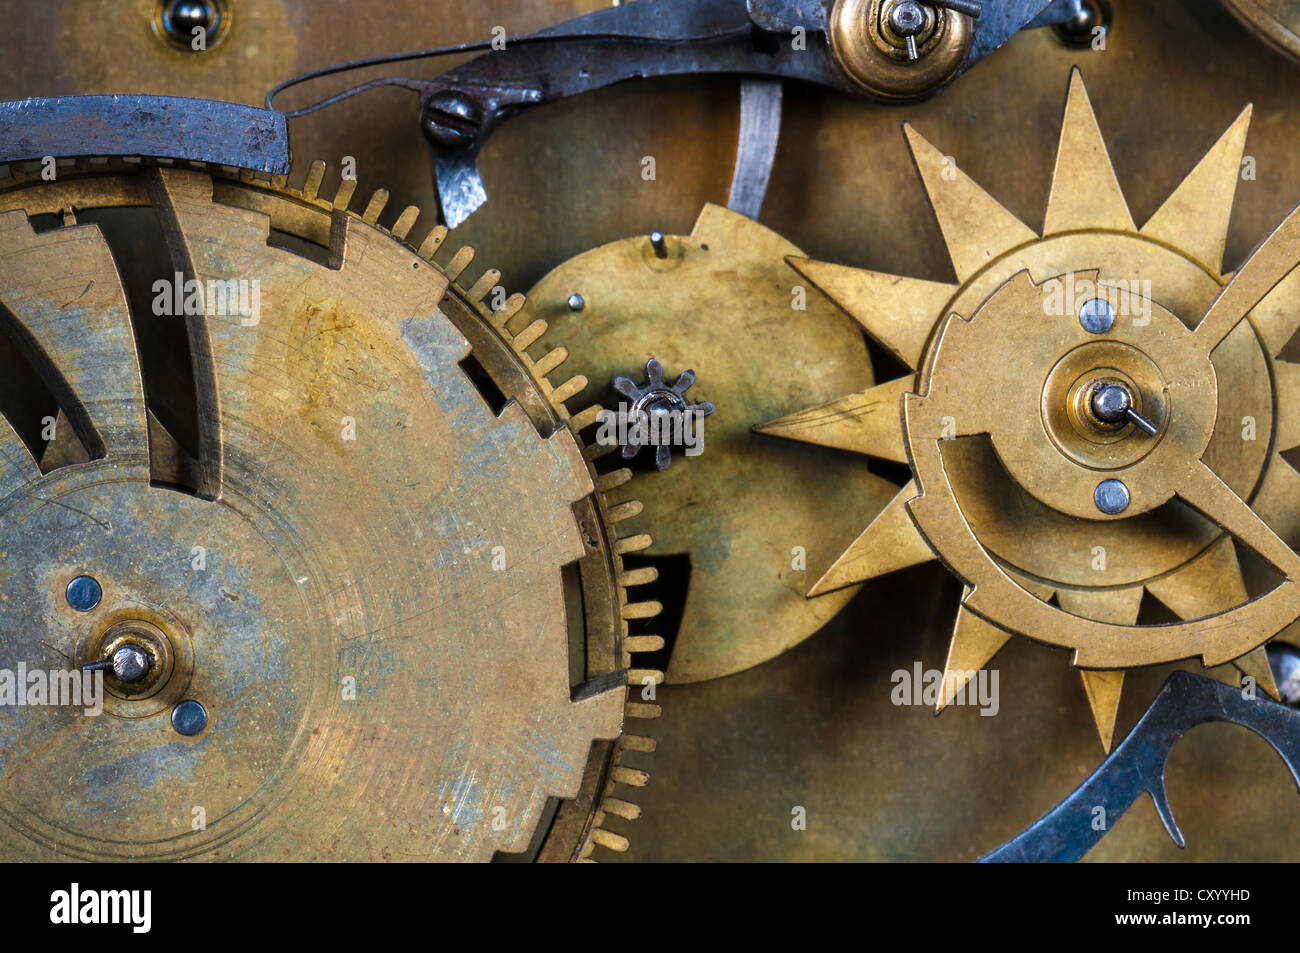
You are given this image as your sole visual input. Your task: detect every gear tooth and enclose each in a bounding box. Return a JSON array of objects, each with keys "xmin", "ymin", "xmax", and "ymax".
[
  {"xmin": 621, "ymin": 734, "xmax": 657, "ymax": 753},
  {"xmin": 570, "ymin": 404, "xmax": 604, "ymax": 431},
  {"xmin": 583, "ymin": 442, "xmax": 616, "ymax": 462},
  {"xmin": 606, "ymin": 500, "xmax": 644, "ymax": 523},
  {"xmin": 3, "ymin": 159, "xmax": 658, "ymax": 865},
  {"xmin": 589, "ymin": 828, "xmax": 630, "ymax": 852},
  {"xmin": 417, "ymin": 224, "xmax": 447, "ymax": 260},
  {"xmin": 466, "ymin": 268, "xmax": 501, "ymax": 304},
  {"xmin": 333, "ymin": 177, "xmax": 358, "ymax": 210},
  {"xmin": 619, "ymin": 566, "xmax": 659, "ymax": 587},
  {"xmin": 493, "ymin": 292, "xmax": 526, "ymax": 328},
  {"xmin": 392, "ymin": 205, "xmax": 420, "ymax": 239},
  {"xmin": 625, "ymin": 634, "xmax": 665, "ymax": 652},
  {"xmin": 301, "ymin": 160, "xmax": 327, "ymax": 201},
  {"xmin": 550, "ymin": 374, "xmax": 587, "ymax": 405},
  {"xmin": 534, "ymin": 346, "xmax": 569, "ymax": 377},
  {"xmin": 622, "ymin": 601, "xmax": 662, "ymax": 621},
  {"xmin": 513, "ymin": 318, "xmax": 548, "ymax": 350},
  {"xmin": 614, "ymin": 533, "xmax": 653, "ymax": 555},
  {"xmin": 444, "ymin": 245, "xmax": 475, "ymax": 281},
  {"xmin": 601, "ymin": 798, "xmax": 641, "ymax": 821},
  {"xmin": 609, "ymin": 766, "xmax": 649, "ymax": 788},
  {"xmin": 627, "ymin": 667, "xmax": 664, "ymax": 686},
  {"xmin": 624, "ymin": 702, "xmax": 661, "ymax": 720},
  {"xmin": 361, "ymin": 188, "xmax": 388, "ymax": 223},
  {"xmin": 596, "ymin": 467, "xmax": 631, "ymax": 491}
]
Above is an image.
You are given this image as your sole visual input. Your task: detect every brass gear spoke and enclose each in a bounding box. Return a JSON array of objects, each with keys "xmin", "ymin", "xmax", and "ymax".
[{"xmin": 1176, "ymin": 459, "xmax": 1300, "ymax": 581}]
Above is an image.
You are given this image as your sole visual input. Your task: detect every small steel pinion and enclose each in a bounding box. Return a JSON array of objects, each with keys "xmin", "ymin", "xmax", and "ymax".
[{"xmin": 612, "ymin": 358, "xmax": 715, "ymax": 471}]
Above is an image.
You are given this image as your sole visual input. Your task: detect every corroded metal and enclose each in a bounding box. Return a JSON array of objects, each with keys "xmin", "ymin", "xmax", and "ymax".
[
  {"xmin": 0, "ymin": 157, "xmax": 660, "ymax": 861},
  {"xmin": 760, "ymin": 69, "xmax": 1300, "ymax": 752},
  {"xmin": 3, "ymin": 0, "xmax": 1299, "ymax": 866},
  {"xmin": 982, "ymin": 671, "xmax": 1300, "ymax": 862},
  {"xmin": 523, "ymin": 204, "xmax": 897, "ymax": 682},
  {"xmin": 0, "ymin": 96, "xmax": 290, "ymax": 171}
]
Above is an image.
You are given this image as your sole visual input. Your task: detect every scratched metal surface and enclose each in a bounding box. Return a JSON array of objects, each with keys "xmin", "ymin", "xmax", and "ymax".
[
  {"xmin": 1, "ymin": 0, "xmax": 1298, "ymax": 861},
  {"xmin": 0, "ymin": 167, "xmax": 619, "ymax": 860}
]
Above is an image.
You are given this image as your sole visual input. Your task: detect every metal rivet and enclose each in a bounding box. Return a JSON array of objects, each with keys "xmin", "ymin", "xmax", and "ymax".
[
  {"xmin": 1079, "ymin": 297, "xmax": 1116, "ymax": 334},
  {"xmin": 162, "ymin": 0, "xmax": 218, "ymax": 44},
  {"xmin": 1094, "ymin": 479, "xmax": 1130, "ymax": 515},
  {"xmin": 650, "ymin": 231, "xmax": 668, "ymax": 259},
  {"xmin": 567, "ymin": 293, "xmax": 585, "ymax": 312},
  {"xmin": 66, "ymin": 575, "xmax": 102, "ymax": 612},
  {"xmin": 112, "ymin": 645, "xmax": 151, "ymax": 683},
  {"xmin": 171, "ymin": 700, "xmax": 208, "ymax": 736},
  {"xmin": 1090, "ymin": 382, "xmax": 1131, "ymax": 423}
]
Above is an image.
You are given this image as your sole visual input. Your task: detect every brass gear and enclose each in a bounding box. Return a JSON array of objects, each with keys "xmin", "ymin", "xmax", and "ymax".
[
  {"xmin": 512, "ymin": 204, "xmax": 897, "ymax": 683},
  {"xmin": 760, "ymin": 69, "xmax": 1300, "ymax": 750},
  {"xmin": 0, "ymin": 155, "xmax": 660, "ymax": 860}
]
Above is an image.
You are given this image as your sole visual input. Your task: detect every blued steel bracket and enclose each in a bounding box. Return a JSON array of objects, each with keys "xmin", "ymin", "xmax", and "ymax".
[
  {"xmin": 981, "ymin": 670, "xmax": 1300, "ymax": 862},
  {"xmin": 0, "ymin": 95, "xmax": 291, "ymax": 173}
]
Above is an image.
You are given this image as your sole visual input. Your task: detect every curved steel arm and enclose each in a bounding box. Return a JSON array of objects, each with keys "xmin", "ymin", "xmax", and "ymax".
[
  {"xmin": 0, "ymin": 95, "xmax": 290, "ymax": 173},
  {"xmin": 981, "ymin": 670, "xmax": 1300, "ymax": 862}
]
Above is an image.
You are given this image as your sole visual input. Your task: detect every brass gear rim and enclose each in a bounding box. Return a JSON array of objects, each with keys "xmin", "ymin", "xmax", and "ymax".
[{"xmin": 0, "ymin": 154, "xmax": 661, "ymax": 861}]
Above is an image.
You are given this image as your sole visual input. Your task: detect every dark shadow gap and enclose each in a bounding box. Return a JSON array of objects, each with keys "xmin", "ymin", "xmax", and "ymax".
[
  {"xmin": 0, "ymin": 299, "xmax": 99, "ymax": 469},
  {"xmin": 458, "ymin": 353, "xmax": 508, "ymax": 416},
  {"xmin": 562, "ymin": 559, "xmax": 588, "ymax": 694},
  {"xmin": 490, "ymin": 797, "xmax": 561, "ymax": 863},
  {"xmin": 267, "ymin": 227, "xmax": 335, "ymax": 269},
  {"xmin": 80, "ymin": 206, "xmax": 202, "ymax": 495}
]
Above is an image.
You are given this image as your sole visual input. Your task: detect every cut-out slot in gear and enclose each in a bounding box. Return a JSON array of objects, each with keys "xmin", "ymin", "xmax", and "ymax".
[
  {"xmin": 0, "ymin": 155, "xmax": 664, "ymax": 862},
  {"xmin": 760, "ymin": 68, "xmax": 1300, "ymax": 751}
]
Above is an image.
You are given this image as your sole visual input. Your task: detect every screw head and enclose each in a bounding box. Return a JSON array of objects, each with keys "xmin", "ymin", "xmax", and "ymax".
[
  {"xmin": 171, "ymin": 700, "xmax": 208, "ymax": 736},
  {"xmin": 567, "ymin": 293, "xmax": 585, "ymax": 312},
  {"xmin": 421, "ymin": 91, "xmax": 482, "ymax": 150},
  {"xmin": 1094, "ymin": 478, "xmax": 1131, "ymax": 515},
  {"xmin": 887, "ymin": 0, "xmax": 926, "ymax": 36},
  {"xmin": 1079, "ymin": 297, "xmax": 1116, "ymax": 334},
  {"xmin": 66, "ymin": 575, "xmax": 102, "ymax": 612},
  {"xmin": 1090, "ymin": 382, "xmax": 1132, "ymax": 423},
  {"xmin": 110, "ymin": 645, "xmax": 152, "ymax": 683}
]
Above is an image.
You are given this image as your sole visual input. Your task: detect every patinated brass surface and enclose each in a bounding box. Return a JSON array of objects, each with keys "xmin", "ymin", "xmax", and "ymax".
[
  {"xmin": 2, "ymin": 0, "xmax": 1300, "ymax": 863},
  {"xmin": 606, "ymin": 1, "xmax": 1300, "ymax": 861},
  {"xmin": 0, "ymin": 161, "xmax": 660, "ymax": 860},
  {"xmin": 761, "ymin": 69, "xmax": 1300, "ymax": 753},
  {"xmin": 1222, "ymin": 0, "xmax": 1300, "ymax": 60},
  {"xmin": 830, "ymin": 0, "xmax": 973, "ymax": 99},
  {"xmin": 519, "ymin": 204, "xmax": 898, "ymax": 683}
]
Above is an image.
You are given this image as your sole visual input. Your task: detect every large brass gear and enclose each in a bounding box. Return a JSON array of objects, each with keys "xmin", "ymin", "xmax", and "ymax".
[
  {"xmin": 761, "ymin": 69, "xmax": 1300, "ymax": 751},
  {"xmin": 0, "ymin": 156, "xmax": 661, "ymax": 861},
  {"xmin": 512, "ymin": 204, "xmax": 897, "ymax": 683}
]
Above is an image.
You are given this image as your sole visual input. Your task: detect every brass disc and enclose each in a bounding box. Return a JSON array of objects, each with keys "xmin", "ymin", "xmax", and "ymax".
[
  {"xmin": 518, "ymin": 204, "xmax": 897, "ymax": 683},
  {"xmin": 0, "ymin": 159, "xmax": 659, "ymax": 861}
]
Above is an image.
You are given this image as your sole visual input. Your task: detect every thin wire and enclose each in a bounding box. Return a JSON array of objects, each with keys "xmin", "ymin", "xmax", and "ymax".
[
  {"xmin": 265, "ymin": 26, "xmax": 753, "ymax": 117},
  {"xmin": 278, "ymin": 78, "xmax": 426, "ymax": 120}
]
